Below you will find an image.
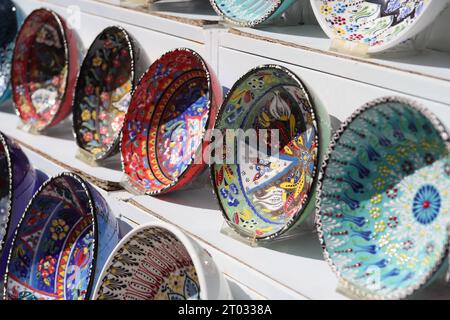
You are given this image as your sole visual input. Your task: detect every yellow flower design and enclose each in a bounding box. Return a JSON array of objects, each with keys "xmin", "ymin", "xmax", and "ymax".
[
  {"xmin": 81, "ymin": 109, "xmax": 91, "ymax": 121},
  {"xmin": 92, "ymin": 56, "xmax": 103, "ymax": 67},
  {"xmin": 378, "ymin": 166, "xmax": 391, "ymax": 177},
  {"xmin": 320, "ymin": 5, "xmax": 332, "ymax": 15},
  {"xmin": 50, "ymin": 219, "xmax": 69, "ymax": 241},
  {"xmin": 374, "ymin": 220, "xmax": 386, "ymax": 233},
  {"xmin": 334, "ymin": 27, "xmax": 346, "ymax": 36},
  {"xmin": 370, "ymin": 207, "xmax": 381, "ymax": 219},
  {"xmin": 372, "ymin": 178, "xmax": 385, "ymax": 190},
  {"xmin": 371, "ymin": 193, "xmax": 382, "ymax": 204}
]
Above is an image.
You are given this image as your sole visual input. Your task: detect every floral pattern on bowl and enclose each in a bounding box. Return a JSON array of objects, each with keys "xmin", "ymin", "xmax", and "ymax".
[
  {"xmin": 211, "ymin": 65, "xmax": 326, "ymax": 241},
  {"xmin": 121, "ymin": 48, "xmax": 222, "ymax": 195},
  {"xmin": 11, "ymin": 8, "xmax": 79, "ymax": 132},
  {"xmin": 73, "ymin": 26, "xmax": 137, "ymax": 161},
  {"xmin": 317, "ymin": 97, "xmax": 450, "ymax": 299},
  {"xmin": 4, "ymin": 172, "xmax": 119, "ymax": 300},
  {"xmin": 210, "ymin": 0, "xmax": 298, "ymax": 27},
  {"xmin": 310, "ymin": 0, "xmax": 448, "ymax": 53}
]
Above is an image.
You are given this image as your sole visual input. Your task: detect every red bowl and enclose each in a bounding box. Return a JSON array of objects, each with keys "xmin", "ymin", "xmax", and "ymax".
[
  {"xmin": 121, "ymin": 48, "xmax": 222, "ymax": 195},
  {"xmin": 11, "ymin": 8, "xmax": 79, "ymax": 132}
]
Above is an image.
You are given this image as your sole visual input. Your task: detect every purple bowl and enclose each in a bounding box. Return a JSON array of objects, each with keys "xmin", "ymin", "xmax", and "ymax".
[{"xmin": 0, "ymin": 132, "xmax": 47, "ymax": 278}]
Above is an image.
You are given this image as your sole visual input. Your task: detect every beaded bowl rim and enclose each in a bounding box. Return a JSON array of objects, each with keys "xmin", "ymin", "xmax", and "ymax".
[
  {"xmin": 209, "ymin": 0, "xmax": 284, "ymax": 27},
  {"xmin": 0, "ymin": 132, "xmax": 14, "ymax": 259},
  {"xmin": 120, "ymin": 47, "xmax": 215, "ymax": 196},
  {"xmin": 2, "ymin": 171, "xmax": 101, "ymax": 300},
  {"xmin": 210, "ymin": 64, "xmax": 322, "ymax": 242},
  {"xmin": 309, "ymin": 0, "xmax": 449, "ymax": 54},
  {"xmin": 315, "ymin": 96, "xmax": 450, "ymax": 300},
  {"xmin": 72, "ymin": 25, "xmax": 138, "ymax": 161},
  {"xmin": 92, "ymin": 222, "xmax": 210, "ymax": 300},
  {"xmin": 11, "ymin": 7, "xmax": 71, "ymax": 132}
]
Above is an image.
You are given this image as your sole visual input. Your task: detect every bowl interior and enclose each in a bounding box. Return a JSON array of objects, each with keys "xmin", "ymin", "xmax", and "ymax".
[
  {"xmin": 0, "ymin": 138, "xmax": 11, "ymax": 246},
  {"xmin": 320, "ymin": 101, "xmax": 450, "ymax": 298},
  {"xmin": 12, "ymin": 9, "xmax": 68, "ymax": 130},
  {"xmin": 212, "ymin": 0, "xmax": 281, "ymax": 25},
  {"xmin": 212, "ymin": 67, "xmax": 319, "ymax": 240},
  {"xmin": 74, "ymin": 27, "xmax": 133, "ymax": 160},
  {"xmin": 122, "ymin": 49, "xmax": 210, "ymax": 194},
  {"xmin": 0, "ymin": 0, "xmax": 18, "ymax": 101},
  {"xmin": 311, "ymin": 0, "xmax": 434, "ymax": 50},
  {"xmin": 6, "ymin": 175, "xmax": 96, "ymax": 300},
  {"xmin": 95, "ymin": 226, "xmax": 200, "ymax": 300}
]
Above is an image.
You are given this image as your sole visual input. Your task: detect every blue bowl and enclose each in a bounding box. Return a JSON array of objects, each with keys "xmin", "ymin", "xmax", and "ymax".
[{"xmin": 4, "ymin": 172, "xmax": 119, "ymax": 300}]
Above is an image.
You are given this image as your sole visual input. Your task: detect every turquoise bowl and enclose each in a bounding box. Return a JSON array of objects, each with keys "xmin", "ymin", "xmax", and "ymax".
[
  {"xmin": 210, "ymin": 0, "xmax": 298, "ymax": 27},
  {"xmin": 316, "ymin": 97, "xmax": 450, "ymax": 299}
]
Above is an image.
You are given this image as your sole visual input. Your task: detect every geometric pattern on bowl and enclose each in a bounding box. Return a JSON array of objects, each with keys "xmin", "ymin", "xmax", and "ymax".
[
  {"xmin": 73, "ymin": 26, "xmax": 137, "ymax": 161},
  {"xmin": 93, "ymin": 223, "xmax": 231, "ymax": 300},
  {"xmin": 11, "ymin": 8, "xmax": 79, "ymax": 132},
  {"xmin": 211, "ymin": 65, "xmax": 320, "ymax": 241},
  {"xmin": 121, "ymin": 48, "xmax": 221, "ymax": 195},
  {"xmin": 4, "ymin": 172, "xmax": 119, "ymax": 300},
  {"xmin": 310, "ymin": 0, "xmax": 449, "ymax": 53},
  {"xmin": 316, "ymin": 97, "xmax": 450, "ymax": 299},
  {"xmin": 210, "ymin": 0, "xmax": 298, "ymax": 27},
  {"xmin": 0, "ymin": 0, "xmax": 20, "ymax": 104}
]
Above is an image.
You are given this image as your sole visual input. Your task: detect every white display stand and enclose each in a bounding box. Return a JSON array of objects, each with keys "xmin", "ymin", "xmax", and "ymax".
[{"xmin": 1, "ymin": 0, "xmax": 449, "ymax": 300}]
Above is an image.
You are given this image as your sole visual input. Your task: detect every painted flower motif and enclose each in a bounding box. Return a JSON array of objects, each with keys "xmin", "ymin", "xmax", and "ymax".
[
  {"xmin": 402, "ymin": 160, "xmax": 414, "ymax": 174},
  {"xmin": 320, "ymin": 5, "xmax": 332, "ymax": 15},
  {"xmin": 99, "ymin": 126, "xmax": 109, "ymax": 135},
  {"xmin": 412, "ymin": 185, "xmax": 441, "ymax": 225},
  {"xmin": 81, "ymin": 109, "xmax": 91, "ymax": 122},
  {"xmin": 378, "ymin": 166, "xmax": 391, "ymax": 177},
  {"xmin": 387, "ymin": 216, "xmax": 398, "ymax": 229},
  {"xmin": 83, "ymin": 132, "xmax": 93, "ymax": 143},
  {"xmin": 348, "ymin": 34, "xmax": 364, "ymax": 41},
  {"xmin": 424, "ymin": 153, "xmax": 435, "ymax": 165},
  {"xmin": 403, "ymin": 240, "xmax": 414, "ymax": 250},
  {"xmin": 84, "ymin": 84, "xmax": 94, "ymax": 96},
  {"xmin": 386, "ymin": 243, "xmax": 399, "ymax": 257},
  {"xmin": 332, "ymin": 16, "xmax": 346, "ymax": 26},
  {"xmin": 385, "ymin": 186, "xmax": 398, "ymax": 199},
  {"xmin": 386, "ymin": 155, "xmax": 397, "ymax": 166},
  {"xmin": 50, "ymin": 218, "xmax": 70, "ymax": 241},
  {"xmin": 378, "ymin": 234, "xmax": 390, "ymax": 247},
  {"xmin": 345, "ymin": 24, "xmax": 359, "ymax": 33},
  {"xmin": 372, "ymin": 178, "xmax": 385, "ymax": 190},
  {"xmin": 112, "ymin": 114, "xmax": 125, "ymax": 132},
  {"xmin": 374, "ymin": 220, "xmax": 386, "ymax": 233},
  {"xmin": 334, "ymin": 27, "xmax": 346, "ymax": 36},
  {"xmin": 371, "ymin": 193, "xmax": 382, "ymax": 204},
  {"xmin": 38, "ymin": 255, "xmax": 57, "ymax": 281},
  {"xmin": 92, "ymin": 56, "xmax": 103, "ymax": 67},
  {"xmin": 370, "ymin": 207, "xmax": 381, "ymax": 219},
  {"xmin": 333, "ymin": 3, "xmax": 346, "ymax": 14}
]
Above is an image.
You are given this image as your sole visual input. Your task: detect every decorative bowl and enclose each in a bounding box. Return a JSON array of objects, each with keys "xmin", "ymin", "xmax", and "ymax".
[
  {"xmin": 0, "ymin": 132, "xmax": 47, "ymax": 278},
  {"xmin": 4, "ymin": 172, "xmax": 119, "ymax": 300},
  {"xmin": 93, "ymin": 222, "xmax": 231, "ymax": 300},
  {"xmin": 121, "ymin": 48, "xmax": 222, "ymax": 195},
  {"xmin": 11, "ymin": 8, "xmax": 79, "ymax": 132},
  {"xmin": 310, "ymin": 0, "xmax": 449, "ymax": 53},
  {"xmin": 73, "ymin": 26, "xmax": 143, "ymax": 161},
  {"xmin": 316, "ymin": 97, "xmax": 450, "ymax": 299},
  {"xmin": 211, "ymin": 65, "xmax": 330, "ymax": 242},
  {"xmin": 210, "ymin": 0, "xmax": 298, "ymax": 27},
  {"xmin": 0, "ymin": 0, "xmax": 21, "ymax": 105}
]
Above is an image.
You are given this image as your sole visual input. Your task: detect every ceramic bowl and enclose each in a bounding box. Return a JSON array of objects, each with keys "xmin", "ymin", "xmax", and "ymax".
[
  {"xmin": 121, "ymin": 48, "xmax": 222, "ymax": 195},
  {"xmin": 93, "ymin": 222, "xmax": 231, "ymax": 300},
  {"xmin": 211, "ymin": 65, "xmax": 330, "ymax": 242},
  {"xmin": 73, "ymin": 26, "xmax": 144, "ymax": 161},
  {"xmin": 11, "ymin": 8, "xmax": 79, "ymax": 132},
  {"xmin": 310, "ymin": 0, "xmax": 449, "ymax": 54},
  {"xmin": 210, "ymin": 0, "xmax": 298, "ymax": 27},
  {"xmin": 317, "ymin": 97, "xmax": 450, "ymax": 299},
  {"xmin": 0, "ymin": 132, "xmax": 47, "ymax": 278},
  {"xmin": 0, "ymin": 0, "xmax": 21, "ymax": 105},
  {"xmin": 4, "ymin": 172, "xmax": 119, "ymax": 300}
]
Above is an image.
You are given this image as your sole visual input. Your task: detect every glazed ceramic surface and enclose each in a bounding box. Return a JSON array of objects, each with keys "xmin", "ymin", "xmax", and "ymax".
[
  {"xmin": 210, "ymin": 0, "xmax": 297, "ymax": 27},
  {"xmin": 4, "ymin": 172, "xmax": 119, "ymax": 300},
  {"xmin": 93, "ymin": 223, "xmax": 231, "ymax": 300},
  {"xmin": 212, "ymin": 66, "xmax": 321, "ymax": 241},
  {"xmin": 311, "ymin": 0, "xmax": 448, "ymax": 53},
  {"xmin": 73, "ymin": 26, "xmax": 137, "ymax": 161},
  {"xmin": 0, "ymin": 0, "xmax": 20, "ymax": 104},
  {"xmin": 0, "ymin": 132, "xmax": 47, "ymax": 278},
  {"xmin": 121, "ymin": 48, "xmax": 221, "ymax": 195},
  {"xmin": 317, "ymin": 97, "xmax": 450, "ymax": 299},
  {"xmin": 11, "ymin": 8, "xmax": 79, "ymax": 132}
]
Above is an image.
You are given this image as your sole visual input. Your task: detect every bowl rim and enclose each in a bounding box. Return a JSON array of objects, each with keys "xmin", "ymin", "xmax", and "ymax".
[
  {"xmin": 120, "ymin": 47, "xmax": 215, "ymax": 196},
  {"xmin": 2, "ymin": 171, "xmax": 101, "ymax": 300},
  {"xmin": 309, "ymin": 0, "xmax": 447, "ymax": 54},
  {"xmin": 209, "ymin": 0, "xmax": 285, "ymax": 27},
  {"xmin": 0, "ymin": 132, "xmax": 14, "ymax": 258},
  {"xmin": 210, "ymin": 64, "xmax": 321, "ymax": 242},
  {"xmin": 92, "ymin": 221, "xmax": 211, "ymax": 300},
  {"xmin": 11, "ymin": 7, "xmax": 71, "ymax": 132},
  {"xmin": 315, "ymin": 95, "xmax": 450, "ymax": 300},
  {"xmin": 72, "ymin": 25, "xmax": 138, "ymax": 162}
]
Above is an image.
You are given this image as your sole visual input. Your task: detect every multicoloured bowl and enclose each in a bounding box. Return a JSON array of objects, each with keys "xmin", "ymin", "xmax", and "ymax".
[
  {"xmin": 211, "ymin": 65, "xmax": 330, "ymax": 242},
  {"xmin": 93, "ymin": 222, "xmax": 231, "ymax": 300},
  {"xmin": 310, "ymin": 0, "xmax": 449, "ymax": 54},
  {"xmin": 0, "ymin": 0, "xmax": 21, "ymax": 105},
  {"xmin": 210, "ymin": 0, "xmax": 298, "ymax": 27},
  {"xmin": 11, "ymin": 8, "xmax": 79, "ymax": 132},
  {"xmin": 73, "ymin": 26, "xmax": 143, "ymax": 161},
  {"xmin": 316, "ymin": 97, "xmax": 450, "ymax": 299},
  {"xmin": 0, "ymin": 132, "xmax": 47, "ymax": 279},
  {"xmin": 4, "ymin": 172, "xmax": 119, "ymax": 300},
  {"xmin": 121, "ymin": 48, "xmax": 222, "ymax": 195}
]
